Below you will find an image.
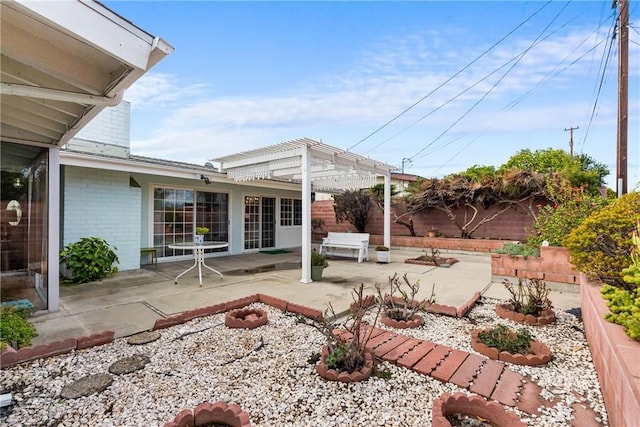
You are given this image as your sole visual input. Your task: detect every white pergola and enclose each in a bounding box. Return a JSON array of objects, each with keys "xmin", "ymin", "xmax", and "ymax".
[{"xmin": 214, "ymin": 138, "xmax": 396, "ymax": 283}]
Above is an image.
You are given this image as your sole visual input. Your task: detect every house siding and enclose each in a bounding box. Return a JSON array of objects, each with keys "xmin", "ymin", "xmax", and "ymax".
[{"xmin": 62, "ymin": 166, "xmax": 141, "ymax": 271}]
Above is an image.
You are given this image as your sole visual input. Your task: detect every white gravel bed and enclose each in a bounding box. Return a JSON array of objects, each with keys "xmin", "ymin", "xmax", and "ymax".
[{"xmin": 0, "ymin": 300, "xmax": 607, "ymax": 426}]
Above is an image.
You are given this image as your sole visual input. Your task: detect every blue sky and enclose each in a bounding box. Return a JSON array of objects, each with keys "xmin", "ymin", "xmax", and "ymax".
[{"xmin": 105, "ymin": 1, "xmax": 639, "ymax": 188}]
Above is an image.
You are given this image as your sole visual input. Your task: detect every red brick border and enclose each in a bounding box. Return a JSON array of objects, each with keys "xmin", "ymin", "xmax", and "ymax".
[
  {"xmin": 315, "ymin": 345, "xmax": 374, "ymax": 382},
  {"xmin": 495, "ymin": 303, "xmax": 556, "ymax": 326},
  {"xmin": 380, "ymin": 312, "xmax": 424, "ymax": 329},
  {"xmin": 470, "ymin": 329, "xmax": 552, "ymax": 366},
  {"xmin": 225, "ymin": 308, "xmax": 268, "ymax": 329},
  {"xmin": 0, "ymin": 331, "xmax": 115, "ymax": 368},
  {"xmin": 432, "ymin": 392, "xmax": 526, "ymax": 427},
  {"xmin": 164, "ymin": 401, "xmax": 251, "ymax": 427}
]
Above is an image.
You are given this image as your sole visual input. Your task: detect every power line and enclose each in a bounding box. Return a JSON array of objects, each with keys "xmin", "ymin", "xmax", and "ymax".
[
  {"xmin": 428, "ymin": 12, "xmax": 616, "ymax": 174},
  {"xmin": 366, "ymin": 2, "xmax": 585, "ymax": 156},
  {"xmin": 346, "ymin": 0, "xmax": 554, "ymax": 152},
  {"xmin": 410, "ymin": 1, "xmax": 571, "ymax": 161},
  {"xmin": 577, "ymin": 14, "xmax": 618, "ymax": 154}
]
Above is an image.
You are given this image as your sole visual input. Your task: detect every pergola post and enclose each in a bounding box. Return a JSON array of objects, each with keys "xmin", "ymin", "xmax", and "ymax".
[
  {"xmin": 300, "ymin": 144, "xmax": 312, "ymax": 283},
  {"xmin": 384, "ymin": 172, "xmax": 391, "ymax": 249}
]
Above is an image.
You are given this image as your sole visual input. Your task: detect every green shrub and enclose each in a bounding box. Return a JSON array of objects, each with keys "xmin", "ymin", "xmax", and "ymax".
[
  {"xmin": 59, "ymin": 237, "xmax": 119, "ymax": 284},
  {"xmin": 493, "ymin": 242, "xmax": 540, "ymax": 258},
  {"xmin": 311, "ymin": 251, "xmax": 328, "ymax": 267},
  {"xmin": 600, "ymin": 220, "xmax": 640, "ymax": 341},
  {"xmin": 0, "ymin": 306, "xmax": 38, "ymax": 349},
  {"xmin": 528, "ymin": 188, "xmax": 609, "ymax": 248},
  {"xmin": 478, "ymin": 324, "xmax": 533, "ymax": 354},
  {"xmin": 565, "ymin": 192, "xmax": 640, "ymax": 289},
  {"xmin": 600, "ymin": 285, "xmax": 640, "ymax": 340}
]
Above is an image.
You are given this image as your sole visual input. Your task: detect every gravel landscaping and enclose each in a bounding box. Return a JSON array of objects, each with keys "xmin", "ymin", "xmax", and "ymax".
[{"xmin": 0, "ymin": 299, "xmax": 607, "ymax": 426}]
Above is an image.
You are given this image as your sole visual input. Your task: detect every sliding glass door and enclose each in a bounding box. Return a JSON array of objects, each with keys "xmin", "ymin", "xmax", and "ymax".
[{"xmin": 153, "ymin": 187, "xmax": 228, "ymax": 258}]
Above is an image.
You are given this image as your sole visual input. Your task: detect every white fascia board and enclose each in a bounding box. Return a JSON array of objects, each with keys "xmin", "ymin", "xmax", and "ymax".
[
  {"xmin": 217, "ymin": 147, "xmax": 303, "ymax": 170},
  {"xmin": 61, "ymin": 152, "xmax": 222, "ymax": 180},
  {"xmin": 13, "ymin": 0, "xmax": 157, "ymax": 71},
  {"xmin": 59, "ymin": 152, "xmax": 301, "ymax": 191}
]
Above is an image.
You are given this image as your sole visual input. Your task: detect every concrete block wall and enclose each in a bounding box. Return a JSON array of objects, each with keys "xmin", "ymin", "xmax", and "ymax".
[
  {"xmin": 62, "ymin": 165, "xmax": 141, "ymax": 271},
  {"xmin": 490, "ymin": 246, "xmax": 580, "ymax": 284},
  {"xmin": 312, "ymin": 199, "xmax": 535, "ymax": 241},
  {"xmin": 581, "ymin": 277, "xmax": 640, "ymax": 427}
]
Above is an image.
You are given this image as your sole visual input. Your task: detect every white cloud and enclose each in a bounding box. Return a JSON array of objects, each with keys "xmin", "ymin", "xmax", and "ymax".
[{"xmin": 128, "ymin": 24, "xmax": 632, "ymax": 181}]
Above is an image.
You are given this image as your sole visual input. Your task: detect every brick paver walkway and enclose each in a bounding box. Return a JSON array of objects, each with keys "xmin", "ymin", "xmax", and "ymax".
[{"xmin": 338, "ymin": 327, "xmax": 557, "ymax": 415}]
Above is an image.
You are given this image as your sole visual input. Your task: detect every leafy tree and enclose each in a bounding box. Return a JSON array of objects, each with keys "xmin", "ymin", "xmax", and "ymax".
[
  {"xmin": 499, "ymin": 148, "xmax": 609, "ymax": 195},
  {"xmin": 332, "ymin": 189, "xmax": 371, "ymax": 233},
  {"xmin": 459, "ymin": 165, "xmax": 497, "ymax": 182},
  {"xmin": 527, "ymin": 181, "xmax": 610, "ymax": 247}
]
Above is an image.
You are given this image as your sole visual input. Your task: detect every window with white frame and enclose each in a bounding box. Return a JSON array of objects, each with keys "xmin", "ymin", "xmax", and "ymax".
[{"xmin": 280, "ymin": 198, "xmax": 302, "ymax": 226}]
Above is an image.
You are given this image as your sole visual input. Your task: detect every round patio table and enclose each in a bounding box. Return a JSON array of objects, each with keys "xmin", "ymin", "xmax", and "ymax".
[{"xmin": 167, "ymin": 241, "xmax": 229, "ymax": 286}]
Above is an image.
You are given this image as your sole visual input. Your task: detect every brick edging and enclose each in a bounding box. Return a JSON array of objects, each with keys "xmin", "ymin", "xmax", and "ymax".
[
  {"xmin": 1, "ymin": 331, "xmax": 115, "ymax": 368},
  {"xmin": 470, "ymin": 329, "xmax": 552, "ymax": 366},
  {"xmin": 1, "ymin": 294, "xmax": 323, "ymax": 368}
]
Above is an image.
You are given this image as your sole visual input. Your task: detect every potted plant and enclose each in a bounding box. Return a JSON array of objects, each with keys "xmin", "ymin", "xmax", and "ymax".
[
  {"xmin": 376, "ymin": 272, "xmax": 435, "ymax": 328},
  {"xmin": 194, "ymin": 226, "xmax": 209, "ymax": 245},
  {"xmin": 304, "ymin": 284, "xmax": 382, "ymax": 382},
  {"xmin": 375, "ymin": 245, "xmax": 390, "ymax": 263},
  {"xmin": 311, "ymin": 250, "xmax": 328, "ymax": 281}
]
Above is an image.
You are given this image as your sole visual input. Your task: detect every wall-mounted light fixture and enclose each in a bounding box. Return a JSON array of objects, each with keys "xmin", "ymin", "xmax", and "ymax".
[
  {"xmin": 13, "ymin": 177, "xmax": 23, "ymax": 189},
  {"xmin": 200, "ymin": 174, "xmax": 211, "ymax": 185}
]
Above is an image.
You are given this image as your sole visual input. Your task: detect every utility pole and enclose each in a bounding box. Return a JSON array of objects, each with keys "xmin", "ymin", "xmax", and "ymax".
[
  {"xmin": 614, "ymin": 0, "xmax": 629, "ymax": 195},
  {"xmin": 401, "ymin": 157, "xmax": 412, "ymax": 174},
  {"xmin": 564, "ymin": 126, "xmax": 579, "ymax": 156}
]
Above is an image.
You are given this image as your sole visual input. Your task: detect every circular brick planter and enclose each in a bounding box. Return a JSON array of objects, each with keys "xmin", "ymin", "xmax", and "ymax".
[
  {"xmin": 470, "ymin": 328, "xmax": 552, "ymax": 366},
  {"xmin": 165, "ymin": 401, "xmax": 250, "ymax": 427},
  {"xmin": 495, "ymin": 303, "xmax": 556, "ymax": 326},
  {"xmin": 432, "ymin": 392, "xmax": 526, "ymax": 427},
  {"xmin": 225, "ymin": 308, "xmax": 268, "ymax": 329},
  {"xmin": 380, "ymin": 311, "xmax": 425, "ymax": 329},
  {"xmin": 349, "ymin": 294, "xmax": 377, "ymax": 314},
  {"xmin": 315, "ymin": 345, "xmax": 374, "ymax": 382}
]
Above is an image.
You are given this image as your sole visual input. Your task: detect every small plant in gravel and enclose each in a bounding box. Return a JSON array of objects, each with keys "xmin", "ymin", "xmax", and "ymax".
[
  {"xmin": 422, "ymin": 248, "xmax": 441, "ymax": 266},
  {"xmin": 0, "ymin": 306, "xmax": 38, "ymax": 349},
  {"xmin": 376, "ymin": 272, "xmax": 435, "ymax": 321},
  {"xmin": 59, "ymin": 237, "xmax": 119, "ymax": 284},
  {"xmin": 304, "ymin": 283, "xmax": 381, "ymax": 373},
  {"xmin": 478, "ymin": 324, "xmax": 533, "ymax": 355},
  {"xmin": 503, "ymin": 278, "xmax": 552, "ymax": 316}
]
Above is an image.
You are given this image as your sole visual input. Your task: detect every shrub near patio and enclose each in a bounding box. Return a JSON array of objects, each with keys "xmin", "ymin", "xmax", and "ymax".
[
  {"xmin": 599, "ymin": 219, "xmax": 640, "ymax": 340},
  {"xmin": 565, "ymin": 192, "xmax": 640, "ymax": 290},
  {"xmin": 59, "ymin": 237, "xmax": 119, "ymax": 284},
  {"xmin": 0, "ymin": 306, "xmax": 37, "ymax": 349}
]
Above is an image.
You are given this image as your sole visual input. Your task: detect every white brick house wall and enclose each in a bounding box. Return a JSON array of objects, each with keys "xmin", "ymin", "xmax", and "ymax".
[
  {"xmin": 62, "ymin": 165, "xmax": 141, "ymax": 271},
  {"xmin": 66, "ymin": 102, "xmax": 131, "ymax": 158}
]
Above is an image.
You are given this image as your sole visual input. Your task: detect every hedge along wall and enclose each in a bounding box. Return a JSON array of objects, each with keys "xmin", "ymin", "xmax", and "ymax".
[{"xmin": 311, "ymin": 199, "xmax": 535, "ymax": 241}]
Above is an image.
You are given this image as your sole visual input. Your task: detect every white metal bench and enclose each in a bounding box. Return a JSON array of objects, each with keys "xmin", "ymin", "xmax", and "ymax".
[{"xmin": 319, "ymin": 232, "xmax": 370, "ymax": 263}]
